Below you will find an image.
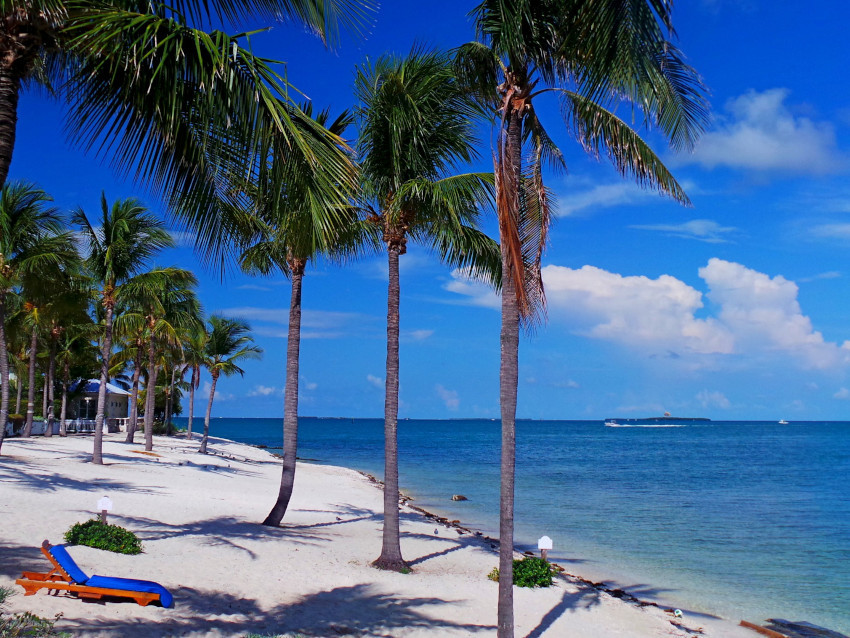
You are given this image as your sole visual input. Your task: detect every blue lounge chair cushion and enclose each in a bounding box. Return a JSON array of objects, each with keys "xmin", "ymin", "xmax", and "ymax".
[
  {"xmin": 86, "ymin": 575, "xmax": 173, "ymax": 608},
  {"xmin": 48, "ymin": 546, "xmax": 89, "ymax": 584}
]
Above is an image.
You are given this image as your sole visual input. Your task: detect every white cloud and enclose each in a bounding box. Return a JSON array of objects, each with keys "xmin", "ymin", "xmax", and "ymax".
[
  {"xmin": 444, "ymin": 269, "xmax": 500, "ymax": 308},
  {"xmin": 834, "ymin": 388, "xmax": 850, "ymax": 400},
  {"xmin": 236, "ymin": 284, "xmax": 273, "ymax": 292},
  {"xmin": 404, "ymin": 329, "xmax": 434, "ymax": 341},
  {"xmin": 699, "ymin": 258, "xmax": 850, "ymax": 369},
  {"xmin": 629, "ymin": 219, "xmax": 738, "ymax": 243},
  {"xmin": 696, "ymin": 390, "xmax": 731, "ymax": 409},
  {"xmin": 797, "ymin": 271, "xmax": 841, "ymax": 283},
  {"xmin": 366, "ymin": 374, "xmax": 383, "ymax": 389},
  {"xmin": 435, "ymin": 384, "xmax": 460, "ymax": 411},
  {"xmin": 304, "ymin": 382, "xmax": 318, "ymax": 391},
  {"xmin": 221, "ymin": 307, "xmax": 375, "ymax": 340},
  {"xmin": 248, "ymin": 385, "xmax": 279, "ymax": 397},
  {"xmin": 681, "ymin": 88, "xmax": 846, "ymax": 174},
  {"xmin": 542, "ymin": 264, "xmax": 734, "ymax": 355},
  {"xmin": 559, "ymin": 181, "xmax": 659, "ymax": 216},
  {"xmin": 807, "ymin": 224, "xmax": 850, "ymax": 241}
]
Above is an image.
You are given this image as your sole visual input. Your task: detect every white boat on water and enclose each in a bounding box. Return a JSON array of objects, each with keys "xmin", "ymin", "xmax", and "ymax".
[{"xmin": 778, "ymin": 419, "xmax": 789, "ymax": 425}]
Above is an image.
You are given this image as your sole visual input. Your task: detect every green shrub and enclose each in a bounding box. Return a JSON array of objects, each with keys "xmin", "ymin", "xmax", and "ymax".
[
  {"xmin": 0, "ymin": 586, "xmax": 68, "ymax": 638},
  {"xmin": 488, "ymin": 557, "xmax": 554, "ymax": 588},
  {"xmin": 64, "ymin": 519, "xmax": 143, "ymax": 555}
]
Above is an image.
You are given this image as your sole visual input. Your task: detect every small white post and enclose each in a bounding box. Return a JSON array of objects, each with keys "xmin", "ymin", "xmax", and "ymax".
[
  {"xmin": 97, "ymin": 495, "xmax": 113, "ymax": 525},
  {"xmin": 538, "ymin": 535, "xmax": 553, "ymax": 562}
]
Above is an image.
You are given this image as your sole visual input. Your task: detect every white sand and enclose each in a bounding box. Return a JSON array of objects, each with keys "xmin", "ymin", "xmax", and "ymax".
[{"xmin": 0, "ymin": 434, "xmax": 756, "ymax": 637}]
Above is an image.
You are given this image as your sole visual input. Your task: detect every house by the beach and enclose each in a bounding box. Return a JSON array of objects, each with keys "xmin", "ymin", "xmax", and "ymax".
[{"xmin": 69, "ymin": 379, "xmax": 130, "ymax": 421}]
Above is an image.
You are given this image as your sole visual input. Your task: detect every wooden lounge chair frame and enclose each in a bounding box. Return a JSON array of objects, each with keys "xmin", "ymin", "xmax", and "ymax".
[{"xmin": 15, "ymin": 540, "xmax": 166, "ymax": 607}]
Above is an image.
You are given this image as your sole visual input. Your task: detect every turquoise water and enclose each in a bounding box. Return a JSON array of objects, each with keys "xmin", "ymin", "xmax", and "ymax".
[{"xmin": 178, "ymin": 417, "xmax": 850, "ymax": 632}]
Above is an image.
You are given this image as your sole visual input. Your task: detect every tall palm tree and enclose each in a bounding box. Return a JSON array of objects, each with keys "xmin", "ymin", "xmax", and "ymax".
[
  {"xmin": 455, "ymin": 3, "xmax": 710, "ymax": 634},
  {"xmin": 119, "ymin": 267, "xmax": 201, "ymax": 451},
  {"xmin": 0, "ymin": 1, "xmax": 375, "ymax": 254},
  {"xmin": 180, "ymin": 323, "xmax": 208, "ymax": 440},
  {"xmin": 0, "ymin": 181, "xmax": 76, "ymax": 452},
  {"xmin": 55, "ymin": 321, "xmax": 97, "ymax": 436},
  {"xmin": 239, "ymin": 105, "xmax": 373, "ymax": 527},
  {"xmin": 73, "ymin": 195, "xmax": 174, "ymax": 464},
  {"xmin": 198, "ymin": 315, "xmax": 261, "ymax": 454},
  {"xmin": 355, "ymin": 49, "xmax": 501, "ymax": 572}
]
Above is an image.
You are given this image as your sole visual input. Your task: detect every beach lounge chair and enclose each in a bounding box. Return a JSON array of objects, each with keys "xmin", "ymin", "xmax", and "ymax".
[{"xmin": 15, "ymin": 540, "xmax": 173, "ymax": 607}]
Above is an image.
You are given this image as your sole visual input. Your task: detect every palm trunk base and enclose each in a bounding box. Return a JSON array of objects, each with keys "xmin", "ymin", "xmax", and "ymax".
[{"xmin": 371, "ymin": 555, "xmax": 410, "ymax": 573}]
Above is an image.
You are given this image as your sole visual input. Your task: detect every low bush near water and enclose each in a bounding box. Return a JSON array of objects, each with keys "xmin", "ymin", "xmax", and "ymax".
[
  {"xmin": 487, "ymin": 557, "xmax": 554, "ymax": 588},
  {"xmin": 64, "ymin": 519, "xmax": 143, "ymax": 555}
]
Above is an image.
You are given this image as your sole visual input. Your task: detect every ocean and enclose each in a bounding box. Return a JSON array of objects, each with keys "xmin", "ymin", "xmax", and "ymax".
[{"xmin": 176, "ymin": 416, "xmax": 850, "ymax": 633}]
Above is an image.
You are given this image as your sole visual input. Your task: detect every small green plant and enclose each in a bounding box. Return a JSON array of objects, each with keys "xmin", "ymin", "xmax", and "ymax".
[
  {"xmin": 0, "ymin": 586, "xmax": 68, "ymax": 638},
  {"xmin": 64, "ymin": 519, "xmax": 143, "ymax": 555},
  {"xmin": 487, "ymin": 557, "xmax": 554, "ymax": 588}
]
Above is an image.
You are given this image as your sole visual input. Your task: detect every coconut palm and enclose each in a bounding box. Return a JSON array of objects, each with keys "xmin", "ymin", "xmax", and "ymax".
[
  {"xmin": 198, "ymin": 315, "xmax": 261, "ymax": 454},
  {"xmin": 0, "ymin": 181, "xmax": 77, "ymax": 451},
  {"xmin": 0, "ymin": 0, "xmax": 375, "ymax": 258},
  {"xmin": 119, "ymin": 267, "xmax": 201, "ymax": 451},
  {"xmin": 455, "ymin": 2, "xmax": 710, "ymax": 634},
  {"xmin": 55, "ymin": 321, "xmax": 98, "ymax": 436},
  {"xmin": 355, "ymin": 48, "xmax": 501, "ymax": 572},
  {"xmin": 180, "ymin": 323, "xmax": 208, "ymax": 440},
  {"xmin": 237, "ymin": 104, "xmax": 374, "ymax": 526},
  {"xmin": 73, "ymin": 195, "xmax": 174, "ymax": 463}
]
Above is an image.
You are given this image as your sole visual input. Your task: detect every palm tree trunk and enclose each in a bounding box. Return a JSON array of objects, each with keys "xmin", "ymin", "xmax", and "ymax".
[
  {"xmin": 44, "ymin": 340, "xmax": 55, "ymax": 437},
  {"xmin": 497, "ymin": 107, "xmax": 524, "ymax": 638},
  {"xmin": 15, "ymin": 364, "xmax": 21, "ymax": 414},
  {"xmin": 60, "ymin": 360, "xmax": 69, "ymax": 437},
  {"xmin": 186, "ymin": 368, "xmax": 196, "ymax": 439},
  {"xmin": 144, "ymin": 335, "xmax": 157, "ymax": 452},
  {"xmin": 198, "ymin": 373, "xmax": 218, "ymax": 454},
  {"xmin": 126, "ymin": 357, "xmax": 141, "ymax": 443},
  {"xmin": 93, "ymin": 300, "xmax": 114, "ymax": 464},
  {"xmin": 373, "ymin": 245, "xmax": 408, "ymax": 571},
  {"xmin": 0, "ymin": 293, "xmax": 10, "ymax": 454},
  {"xmin": 0, "ymin": 67, "xmax": 21, "ymax": 188},
  {"xmin": 164, "ymin": 364, "xmax": 177, "ymax": 435},
  {"xmin": 41, "ymin": 358, "xmax": 48, "ymax": 422},
  {"xmin": 263, "ymin": 265, "xmax": 304, "ymax": 526},
  {"xmin": 22, "ymin": 324, "xmax": 37, "ymax": 437}
]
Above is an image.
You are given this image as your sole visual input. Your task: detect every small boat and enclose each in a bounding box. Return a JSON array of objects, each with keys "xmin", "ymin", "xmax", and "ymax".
[{"xmin": 778, "ymin": 419, "xmax": 789, "ymax": 425}]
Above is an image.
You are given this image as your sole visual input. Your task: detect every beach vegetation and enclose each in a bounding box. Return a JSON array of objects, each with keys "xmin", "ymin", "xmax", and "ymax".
[
  {"xmin": 455, "ymin": 1, "xmax": 709, "ymax": 634},
  {"xmin": 355, "ymin": 47, "xmax": 500, "ymax": 573},
  {"xmin": 237, "ymin": 103, "xmax": 373, "ymax": 528},
  {"xmin": 487, "ymin": 557, "xmax": 553, "ymax": 588},
  {"xmin": 198, "ymin": 316, "xmax": 262, "ymax": 454},
  {"xmin": 64, "ymin": 519, "xmax": 143, "ymax": 555},
  {"xmin": 0, "ymin": 587, "xmax": 67, "ymax": 638}
]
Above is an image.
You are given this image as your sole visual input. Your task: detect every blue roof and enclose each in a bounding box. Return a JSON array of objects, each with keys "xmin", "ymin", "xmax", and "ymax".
[{"xmin": 71, "ymin": 379, "xmax": 131, "ymax": 396}]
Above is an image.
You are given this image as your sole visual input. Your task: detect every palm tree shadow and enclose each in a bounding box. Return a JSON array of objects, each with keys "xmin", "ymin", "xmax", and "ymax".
[{"xmin": 524, "ymin": 586, "xmax": 602, "ymax": 638}]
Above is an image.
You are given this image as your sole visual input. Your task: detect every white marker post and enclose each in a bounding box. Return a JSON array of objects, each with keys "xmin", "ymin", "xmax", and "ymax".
[
  {"xmin": 538, "ymin": 535, "xmax": 553, "ymax": 562},
  {"xmin": 97, "ymin": 496, "xmax": 113, "ymax": 525}
]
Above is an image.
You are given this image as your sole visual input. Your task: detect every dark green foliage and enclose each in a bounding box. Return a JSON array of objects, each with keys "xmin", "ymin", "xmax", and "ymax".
[
  {"xmin": 64, "ymin": 519, "xmax": 142, "ymax": 555},
  {"xmin": 488, "ymin": 557, "xmax": 554, "ymax": 588},
  {"xmin": 7, "ymin": 415, "xmax": 23, "ymax": 435}
]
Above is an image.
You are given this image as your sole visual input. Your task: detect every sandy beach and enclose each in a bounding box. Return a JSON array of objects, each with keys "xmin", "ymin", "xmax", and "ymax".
[{"xmin": 0, "ymin": 434, "xmax": 756, "ymax": 637}]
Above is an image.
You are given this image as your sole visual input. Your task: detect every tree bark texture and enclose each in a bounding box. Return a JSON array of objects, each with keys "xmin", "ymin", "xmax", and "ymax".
[
  {"xmin": 263, "ymin": 265, "xmax": 304, "ymax": 527},
  {"xmin": 373, "ymin": 245, "xmax": 408, "ymax": 571},
  {"xmin": 93, "ymin": 302, "xmax": 114, "ymax": 464},
  {"xmin": 186, "ymin": 368, "xmax": 196, "ymax": 439},
  {"xmin": 0, "ymin": 66, "xmax": 21, "ymax": 188},
  {"xmin": 497, "ymin": 108, "xmax": 524, "ymax": 638},
  {"xmin": 198, "ymin": 373, "xmax": 218, "ymax": 454},
  {"xmin": 126, "ymin": 357, "xmax": 141, "ymax": 442},
  {"xmin": 44, "ymin": 340, "xmax": 55, "ymax": 437},
  {"xmin": 60, "ymin": 360, "xmax": 69, "ymax": 436},
  {"xmin": 22, "ymin": 324, "xmax": 37, "ymax": 437},
  {"xmin": 0, "ymin": 294, "xmax": 9, "ymax": 453},
  {"xmin": 144, "ymin": 335, "xmax": 157, "ymax": 452}
]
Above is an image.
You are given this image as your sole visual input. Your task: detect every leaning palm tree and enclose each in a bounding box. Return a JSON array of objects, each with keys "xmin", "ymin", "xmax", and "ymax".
[
  {"xmin": 0, "ymin": 181, "xmax": 77, "ymax": 452},
  {"xmin": 73, "ymin": 196, "xmax": 174, "ymax": 464},
  {"xmin": 239, "ymin": 105, "xmax": 374, "ymax": 527},
  {"xmin": 0, "ymin": 1, "xmax": 375, "ymax": 262},
  {"xmin": 355, "ymin": 48, "xmax": 501, "ymax": 572},
  {"xmin": 198, "ymin": 315, "xmax": 261, "ymax": 454},
  {"xmin": 455, "ymin": 2, "xmax": 710, "ymax": 634}
]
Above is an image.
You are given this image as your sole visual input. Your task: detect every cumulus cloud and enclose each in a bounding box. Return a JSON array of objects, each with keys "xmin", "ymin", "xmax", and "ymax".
[
  {"xmin": 680, "ymin": 88, "xmax": 846, "ymax": 174},
  {"xmin": 834, "ymin": 388, "xmax": 850, "ymax": 400},
  {"xmin": 443, "ymin": 269, "xmax": 500, "ymax": 308},
  {"xmin": 629, "ymin": 219, "xmax": 738, "ymax": 243},
  {"xmin": 202, "ymin": 382, "xmax": 234, "ymax": 401},
  {"xmin": 696, "ymin": 390, "xmax": 731, "ymax": 409},
  {"xmin": 435, "ymin": 384, "xmax": 460, "ymax": 411},
  {"xmin": 248, "ymin": 385, "xmax": 279, "ymax": 397},
  {"xmin": 445, "ymin": 257, "xmax": 850, "ymax": 369},
  {"xmin": 366, "ymin": 374, "xmax": 383, "ymax": 389}
]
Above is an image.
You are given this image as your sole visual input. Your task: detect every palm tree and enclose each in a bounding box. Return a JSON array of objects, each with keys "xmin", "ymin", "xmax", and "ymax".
[
  {"xmin": 55, "ymin": 321, "xmax": 97, "ymax": 436},
  {"xmin": 237, "ymin": 104, "xmax": 373, "ymax": 527},
  {"xmin": 0, "ymin": 181, "xmax": 76, "ymax": 452},
  {"xmin": 0, "ymin": 1, "xmax": 375, "ymax": 255},
  {"xmin": 180, "ymin": 324, "xmax": 208, "ymax": 440},
  {"xmin": 455, "ymin": 3, "xmax": 710, "ymax": 634},
  {"xmin": 119, "ymin": 267, "xmax": 201, "ymax": 451},
  {"xmin": 73, "ymin": 195, "xmax": 174, "ymax": 464},
  {"xmin": 355, "ymin": 49, "xmax": 501, "ymax": 572},
  {"xmin": 198, "ymin": 315, "xmax": 261, "ymax": 454}
]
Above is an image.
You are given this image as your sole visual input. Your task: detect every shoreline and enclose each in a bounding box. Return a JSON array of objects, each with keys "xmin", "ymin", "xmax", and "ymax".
[{"xmin": 0, "ymin": 433, "xmax": 759, "ymax": 636}]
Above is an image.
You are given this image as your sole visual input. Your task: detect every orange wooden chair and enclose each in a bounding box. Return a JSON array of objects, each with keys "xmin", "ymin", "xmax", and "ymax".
[{"xmin": 16, "ymin": 540, "xmax": 173, "ymax": 607}]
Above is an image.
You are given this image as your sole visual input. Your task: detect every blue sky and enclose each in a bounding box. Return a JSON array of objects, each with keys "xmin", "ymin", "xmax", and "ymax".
[{"xmin": 11, "ymin": 2, "xmax": 850, "ymax": 420}]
